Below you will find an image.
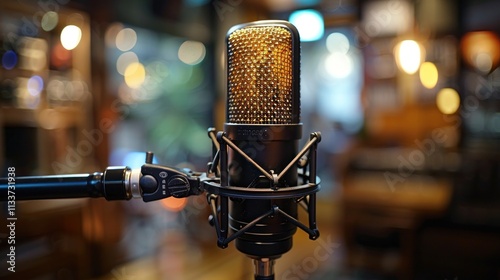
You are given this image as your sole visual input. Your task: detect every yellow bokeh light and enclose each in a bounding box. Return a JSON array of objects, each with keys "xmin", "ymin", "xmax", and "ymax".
[
  {"xmin": 419, "ymin": 62, "xmax": 439, "ymax": 89},
  {"xmin": 60, "ymin": 25, "xmax": 82, "ymax": 50},
  {"xmin": 394, "ymin": 40, "xmax": 423, "ymax": 74},
  {"xmin": 436, "ymin": 88, "xmax": 460, "ymax": 114},
  {"xmin": 124, "ymin": 62, "xmax": 146, "ymax": 88}
]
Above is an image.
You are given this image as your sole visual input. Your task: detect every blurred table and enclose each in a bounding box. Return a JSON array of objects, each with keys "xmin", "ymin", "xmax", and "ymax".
[{"xmin": 340, "ymin": 172, "xmax": 452, "ymax": 279}]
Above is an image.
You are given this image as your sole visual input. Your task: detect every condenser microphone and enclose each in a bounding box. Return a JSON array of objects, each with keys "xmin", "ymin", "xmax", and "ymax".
[
  {"xmin": 224, "ymin": 20, "xmax": 302, "ymax": 268},
  {"xmin": 0, "ymin": 20, "xmax": 321, "ymax": 280}
]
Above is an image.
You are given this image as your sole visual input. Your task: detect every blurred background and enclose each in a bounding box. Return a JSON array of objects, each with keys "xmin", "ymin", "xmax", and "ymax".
[{"xmin": 0, "ymin": 0, "xmax": 499, "ymax": 279}]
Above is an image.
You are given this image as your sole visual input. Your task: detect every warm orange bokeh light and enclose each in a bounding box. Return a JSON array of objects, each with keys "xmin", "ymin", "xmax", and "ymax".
[
  {"xmin": 461, "ymin": 31, "xmax": 500, "ymax": 73},
  {"xmin": 161, "ymin": 197, "xmax": 188, "ymax": 212}
]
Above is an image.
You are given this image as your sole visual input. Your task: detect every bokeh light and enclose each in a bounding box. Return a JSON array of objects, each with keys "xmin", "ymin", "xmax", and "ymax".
[
  {"xmin": 124, "ymin": 62, "xmax": 146, "ymax": 88},
  {"xmin": 105, "ymin": 22, "xmax": 125, "ymax": 48},
  {"xmin": 436, "ymin": 88, "xmax": 460, "ymax": 114},
  {"xmin": 461, "ymin": 31, "xmax": 500, "ymax": 74},
  {"xmin": 60, "ymin": 25, "xmax": 82, "ymax": 50},
  {"xmin": 41, "ymin": 11, "xmax": 58, "ymax": 31},
  {"xmin": 289, "ymin": 9, "xmax": 324, "ymax": 42},
  {"xmin": 51, "ymin": 42, "xmax": 72, "ymax": 69},
  {"xmin": 116, "ymin": 28, "xmax": 137, "ymax": 51},
  {"xmin": 116, "ymin": 51, "xmax": 139, "ymax": 75},
  {"xmin": 419, "ymin": 62, "xmax": 439, "ymax": 89},
  {"xmin": 27, "ymin": 75, "xmax": 44, "ymax": 96},
  {"xmin": 326, "ymin": 32, "xmax": 350, "ymax": 54},
  {"xmin": 325, "ymin": 52, "xmax": 353, "ymax": 79},
  {"xmin": 394, "ymin": 40, "xmax": 423, "ymax": 74},
  {"xmin": 161, "ymin": 197, "xmax": 187, "ymax": 212},
  {"xmin": 178, "ymin": 40, "xmax": 206, "ymax": 65},
  {"xmin": 475, "ymin": 53, "xmax": 493, "ymax": 73},
  {"xmin": 47, "ymin": 78, "xmax": 65, "ymax": 101},
  {"xmin": 2, "ymin": 50, "xmax": 17, "ymax": 70},
  {"xmin": 123, "ymin": 151, "xmax": 158, "ymax": 168}
]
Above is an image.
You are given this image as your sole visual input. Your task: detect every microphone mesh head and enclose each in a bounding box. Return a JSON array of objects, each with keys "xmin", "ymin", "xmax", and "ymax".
[{"xmin": 227, "ymin": 24, "xmax": 296, "ymax": 124}]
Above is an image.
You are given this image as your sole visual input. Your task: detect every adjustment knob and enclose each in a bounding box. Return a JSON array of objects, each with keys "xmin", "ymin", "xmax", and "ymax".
[
  {"xmin": 140, "ymin": 175, "xmax": 158, "ymax": 193},
  {"xmin": 168, "ymin": 176, "xmax": 190, "ymax": 198}
]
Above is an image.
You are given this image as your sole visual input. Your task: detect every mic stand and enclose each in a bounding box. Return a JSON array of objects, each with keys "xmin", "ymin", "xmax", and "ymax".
[
  {"xmin": 254, "ymin": 258, "xmax": 275, "ymax": 280},
  {"xmin": 0, "ymin": 128, "xmax": 321, "ymax": 280}
]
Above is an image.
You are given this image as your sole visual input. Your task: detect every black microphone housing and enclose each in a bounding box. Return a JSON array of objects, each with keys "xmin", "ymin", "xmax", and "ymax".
[
  {"xmin": 225, "ymin": 124, "xmax": 302, "ymax": 257},
  {"xmin": 224, "ymin": 20, "xmax": 302, "ymax": 259}
]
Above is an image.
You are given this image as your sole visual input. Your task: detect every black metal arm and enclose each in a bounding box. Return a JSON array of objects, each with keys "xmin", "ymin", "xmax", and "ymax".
[
  {"xmin": 0, "ymin": 162, "xmax": 204, "ymax": 202},
  {"xmin": 0, "ymin": 167, "xmax": 133, "ymax": 201}
]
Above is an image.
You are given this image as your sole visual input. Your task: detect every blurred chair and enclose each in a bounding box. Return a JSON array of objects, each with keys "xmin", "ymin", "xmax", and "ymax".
[{"xmin": 340, "ymin": 148, "xmax": 452, "ymax": 279}]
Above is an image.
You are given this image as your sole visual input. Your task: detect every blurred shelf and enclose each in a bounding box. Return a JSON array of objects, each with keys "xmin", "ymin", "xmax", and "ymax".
[{"xmin": 0, "ymin": 106, "xmax": 86, "ymax": 128}]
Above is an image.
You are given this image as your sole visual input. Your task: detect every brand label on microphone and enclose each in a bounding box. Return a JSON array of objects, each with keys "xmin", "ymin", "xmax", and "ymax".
[
  {"xmin": 238, "ymin": 128, "xmax": 268, "ymax": 138},
  {"xmin": 225, "ymin": 124, "xmax": 302, "ymax": 141}
]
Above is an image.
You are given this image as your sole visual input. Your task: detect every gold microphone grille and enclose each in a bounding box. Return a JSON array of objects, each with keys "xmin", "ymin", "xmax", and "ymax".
[{"xmin": 227, "ymin": 26, "xmax": 293, "ymax": 124}]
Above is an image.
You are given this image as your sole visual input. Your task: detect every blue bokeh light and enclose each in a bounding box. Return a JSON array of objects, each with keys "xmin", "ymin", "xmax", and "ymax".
[
  {"xmin": 27, "ymin": 75, "xmax": 44, "ymax": 96},
  {"xmin": 123, "ymin": 151, "xmax": 159, "ymax": 169},
  {"xmin": 2, "ymin": 50, "xmax": 18, "ymax": 70},
  {"xmin": 289, "ymin": 9, "xmax": 324, "ymax": 42}
]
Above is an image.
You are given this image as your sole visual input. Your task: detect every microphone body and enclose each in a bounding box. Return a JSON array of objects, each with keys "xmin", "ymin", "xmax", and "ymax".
[
  {"xmin": 227, "ymin": 125, "xmax": 300, "ymax": 257},
  {"xmin": 224, "ymin": 20, "xmax": 302, "ymax": 259}
]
